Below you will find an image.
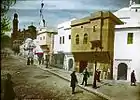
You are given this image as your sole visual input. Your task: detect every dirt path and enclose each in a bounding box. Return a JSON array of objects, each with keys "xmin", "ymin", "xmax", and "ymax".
[{"xmin": 1, "ymin": 55, "xmax": 103, "ymax": 100}]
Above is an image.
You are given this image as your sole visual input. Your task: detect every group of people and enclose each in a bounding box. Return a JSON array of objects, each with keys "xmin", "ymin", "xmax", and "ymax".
[
  {"xmin": 70, "ymin": 69, "xmax": 137, "ymax": 94},
  {"xmin": 26, "ymin": 52, "xmax": 45, "ymax": 65},
  {"xmin": 70, "ymin": 68, "xmax": 101, "ymax": 94}
]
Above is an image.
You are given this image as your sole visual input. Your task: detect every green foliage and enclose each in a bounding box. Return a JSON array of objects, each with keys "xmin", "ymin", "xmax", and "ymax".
[
  {"xmin": 1, "ymin": 16, "xmax": 11, "ymax": 36},
  {"xmin": 1, "ymin": 0, "xmax": 16, "ymax": 16},
  {"xmin": 1, "ymin": 0, "xmax": 16, "ymax": 36}
]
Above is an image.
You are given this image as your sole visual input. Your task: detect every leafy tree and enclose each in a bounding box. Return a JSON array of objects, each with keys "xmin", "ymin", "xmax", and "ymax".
[
  {"xmin": 1, "ymin": 0, "xmax": 16, "ymax": 36},
  {"xmin": 1, "ymin": 16, "xmax": 11, "ymax": 36}
]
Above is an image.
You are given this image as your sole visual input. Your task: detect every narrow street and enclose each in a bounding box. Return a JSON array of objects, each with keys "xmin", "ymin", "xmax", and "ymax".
[{"xmin": 1, "ymin": 55, "xmax": 103, "ymax": 100}]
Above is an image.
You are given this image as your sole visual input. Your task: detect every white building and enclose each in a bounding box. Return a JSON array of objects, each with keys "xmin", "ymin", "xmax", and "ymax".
[
  {"xmin": 53, "ymin": 18, "xmax": 76, "ymax": 71},
  {"xmin": 37, "ymin": 26, "xmax": 57, "ymax": 66},
  {"xmin": 37, "ymin": 27, "xmax": 57, "ymax": 60},
  {"xmin": 113, "ymin": 1, "xmax": 140, "ymax": 82}
]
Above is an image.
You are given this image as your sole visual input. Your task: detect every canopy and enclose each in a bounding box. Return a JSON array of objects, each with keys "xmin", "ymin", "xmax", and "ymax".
[{"xmin": 34, "ymin": 46, "xmax": 43, "ymax": 54}]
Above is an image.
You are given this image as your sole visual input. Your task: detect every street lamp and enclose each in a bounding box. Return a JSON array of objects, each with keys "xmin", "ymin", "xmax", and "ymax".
[
  {"xmin": 92, "ymin": 43, "xmax": 98, "ymax": 89},
  {"xmin": 92, "ymin": 11, "xmax": 104, "ymax": 89}
]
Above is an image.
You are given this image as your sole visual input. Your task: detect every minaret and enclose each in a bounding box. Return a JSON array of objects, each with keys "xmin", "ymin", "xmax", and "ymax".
[
  {"xmin": 12, "ymin": 13, "xmax": 19, "ymax": 43},
  {"xmin": 13, "ymin": 13, "xmax": 19, "ymax": 33},
  {"xmin": 39, "ymin": 0, "xmax": 46, "ymax": 28}
]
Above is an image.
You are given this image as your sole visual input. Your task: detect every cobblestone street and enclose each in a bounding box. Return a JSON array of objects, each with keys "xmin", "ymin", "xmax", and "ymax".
[{"xmin": 1, "ymin": 55, "xmax": 103, "ymax": 100}]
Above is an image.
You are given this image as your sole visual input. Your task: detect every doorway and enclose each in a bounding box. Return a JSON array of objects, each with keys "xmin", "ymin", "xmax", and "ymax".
[
  {"xmin": 117, "ymin": 63, "xmax": 128, "ymax": 80},
  {"xmin": 68, "ymin": 59, "xmax": 73, "ymax": 70}
]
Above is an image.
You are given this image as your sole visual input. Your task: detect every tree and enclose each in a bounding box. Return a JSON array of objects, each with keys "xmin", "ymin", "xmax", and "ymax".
[
  {"xmin": 1, "ymin": 16, "xmax": 11, "ymax": 36},
  {"xmin": 1, "ymin": 0, "xmax": 16, "ymax": 36},
  {"xmin": 1, "ymin": 0, "xmax": 16, "ymax": 16}
]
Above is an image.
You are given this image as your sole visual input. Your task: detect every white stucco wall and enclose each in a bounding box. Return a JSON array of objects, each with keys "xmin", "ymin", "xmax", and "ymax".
[
  {"xmin": 114, "ymin": 29, "xmax": 140, "ymax": 82},
  {"xmin": 37, "ymin": 28, "xmax": 51, "ymax": 46},
  {"xmin": 54, "ymin": 19, "xmax": 76, "ymax": 70},
  {"xmin": 54, "ymin": 19, "xmax": 76, "ymax": 54},
  {"xmin": 113, "ymin": 4, "xmax": 140, "ymax": 82}
]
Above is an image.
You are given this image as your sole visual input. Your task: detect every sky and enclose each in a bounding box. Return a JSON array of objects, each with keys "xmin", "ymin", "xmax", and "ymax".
[{"xmin": 6, "ymin": 0, "xmax": 139, "ymax": 32}]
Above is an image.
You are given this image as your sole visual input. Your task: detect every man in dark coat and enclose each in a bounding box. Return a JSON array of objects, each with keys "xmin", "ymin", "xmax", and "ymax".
[
  {"xmin": 31, "ymin": 58, "xmax": 34, "ymax": 65},
  {"xmin": 81, "ymin": 68, "xmax": 90, "ymax": 86},
  {"xmin": 27, "ymin": 57, "xmax": 30, "ymax": 65},
  {"xmin": 131, "ymin": 70, "xmax": 136, "ymax": 86},
  {"xmin": 96, "ymin": 70, "xmax": 101, "ymax": 82},
  {"xmin": 70, "ymin": 71, "xmax": 78, "ymax": 94},
  {"xmin": 3, "ymin": 73, "xmax": 16, "ymax": 100}
]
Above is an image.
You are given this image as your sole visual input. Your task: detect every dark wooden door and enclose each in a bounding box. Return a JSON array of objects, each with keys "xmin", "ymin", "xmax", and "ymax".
[{"xmin": 117, "ymin": 63, "xmax": 128, "ymax": 80}]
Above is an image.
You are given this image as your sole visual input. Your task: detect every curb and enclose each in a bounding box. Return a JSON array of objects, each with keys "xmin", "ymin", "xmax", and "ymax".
[{"xmin": 37, "ymin": 65, "xmax": 112, "ymax": 100}]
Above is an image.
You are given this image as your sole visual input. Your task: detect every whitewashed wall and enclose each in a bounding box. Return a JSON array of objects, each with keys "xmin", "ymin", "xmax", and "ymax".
[
  {"xmin": 54, "ymin": 19, "xmax": 76, "ymax": 54},
  {"xmin": 114, "ymin": 29, "xmax": 140, "ymax": 82},
  {"xmin": 113, "ymin": 4, "xmax": 140, "ymax": 82}
]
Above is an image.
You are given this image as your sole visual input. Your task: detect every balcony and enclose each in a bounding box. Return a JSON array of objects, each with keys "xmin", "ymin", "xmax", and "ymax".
[{"xmin": 90, "ymin": 40, "xmax": 102, "ymax": 50}]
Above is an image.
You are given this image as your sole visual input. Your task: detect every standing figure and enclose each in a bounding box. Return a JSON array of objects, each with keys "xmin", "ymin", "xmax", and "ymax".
[
  {"xmin": 96, "ymin": 70, "xmax": 101, "ymax": 82},
  {"xmin": 31, "ymin": 58, "xmax": 34, "ymax": 65},
  {"xmin": 81, "ymin": 68, "xmax": 90, "ymax": 86},
  {"xmin": 38, "ymin": 57, "xmax": 42, "ymax": 65},
  {"xmin": 70, "ymin": 71, "xmax": 78, "ymax": 94},
  {"xmin": 37, "ymin": 53, "xmax": 43, "ymax": 65},
  {"xmin": 27, "ymin": 57, "xmax": 30, "ymax": 65},
  {"xmin": 27, "ymin": 49, "xmax": 34, "ymax": 65},
  {"xmin": 3, "ymin": 73, "xmax": 16, "ymax": 100},
  {"xmin": 42, "ymin": 58, "xmax": 44, "ymax": 65},
  {"xmin": 131, "ymin": 70, "xmax": 136, "ymax": 86}
]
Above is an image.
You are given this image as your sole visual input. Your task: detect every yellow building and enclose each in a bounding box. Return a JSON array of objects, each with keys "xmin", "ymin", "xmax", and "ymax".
[{"xmin": 71, "ymin": 11, "xmax": 123, "ymax": 79}]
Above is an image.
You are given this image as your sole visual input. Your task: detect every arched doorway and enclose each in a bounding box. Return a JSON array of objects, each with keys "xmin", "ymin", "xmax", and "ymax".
[
  {"xmin": 117, "ymin": 63, "xmax": 128, "ymax": 80},
  {"xmin": 68, "ymin": 59, "xmax": 73, "ymax": 70}
]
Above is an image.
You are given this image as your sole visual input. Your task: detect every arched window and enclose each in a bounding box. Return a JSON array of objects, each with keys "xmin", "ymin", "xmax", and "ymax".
[
  {"xmin": 76, "ymin": 35, "xmax": 79, "ymax": 44},
  {"xmin": 83, "ymin": 33, "xmax": 88, "ymax": 44}
]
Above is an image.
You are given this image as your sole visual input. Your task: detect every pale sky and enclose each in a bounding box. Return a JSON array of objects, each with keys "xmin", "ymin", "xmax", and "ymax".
[{"xmin": 6, "ymin": 0, "xmax": 139, "ymax": 32}]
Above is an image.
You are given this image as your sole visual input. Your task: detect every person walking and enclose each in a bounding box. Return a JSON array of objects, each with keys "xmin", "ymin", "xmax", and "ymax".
[
  {"xmin": 81, "ymin": 68, "xmax": 90, "ymax": 86},
  {"xmin": 42, "ymin": 58, "xmax": 44, "ymax": 65},
  {"xmin": 131, "ymin": 70, "xmax": 136, "ymax": 86},
  {"xmin": 31, "ymin": 58, "xmax": 34, "ymax": 65},
  {"xmin": 70, "ymin": 71, "xmax": 78, "ymax": 94},
  {"xmin": 38, "ymin": 58, "xmax": 41, "ymax": 65},
  {"xmin": 27, "ymin": 57, "xmax": 30, "ymax": 65}
]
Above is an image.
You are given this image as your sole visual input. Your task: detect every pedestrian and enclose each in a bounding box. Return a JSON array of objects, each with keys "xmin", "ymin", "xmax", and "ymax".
[
  {"xmin": 3, "ymin": 73, "xmax": 16, "ymax": 100},
  {"xmin": 38, "ymin": 57, "xmax": 41, "ymax": 65},
  {"xmin": 42, "ymin": 58, "xmax": 44, "ymax": 65},
  {"xmin": 70, "ymin": 71, "xmax": 78, "ymax": 94},
  {"xmin": 31, "ymin": 58, "xmax": 34, "ymax": 65},
  {"xmin": 96, "ymin": 70, "xmax": 101, "ymax": 82},
  {"xmin": 37, "ymin": 53, "xmax": 43, "ymax": 65},
  {"xmin": 27, "ymin": 57, "xmax": 30, "ymax": 65},
  {"xmin": 46, "ymin": 58, "xmax": 49, "ymax": 68},
  {"xmin": 131, "ymin": 70, "xmax": 136, "ymax": 86},
  {"xmin": 81, "ymin": 68, "xmax": 90, "ymax": 86}
]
